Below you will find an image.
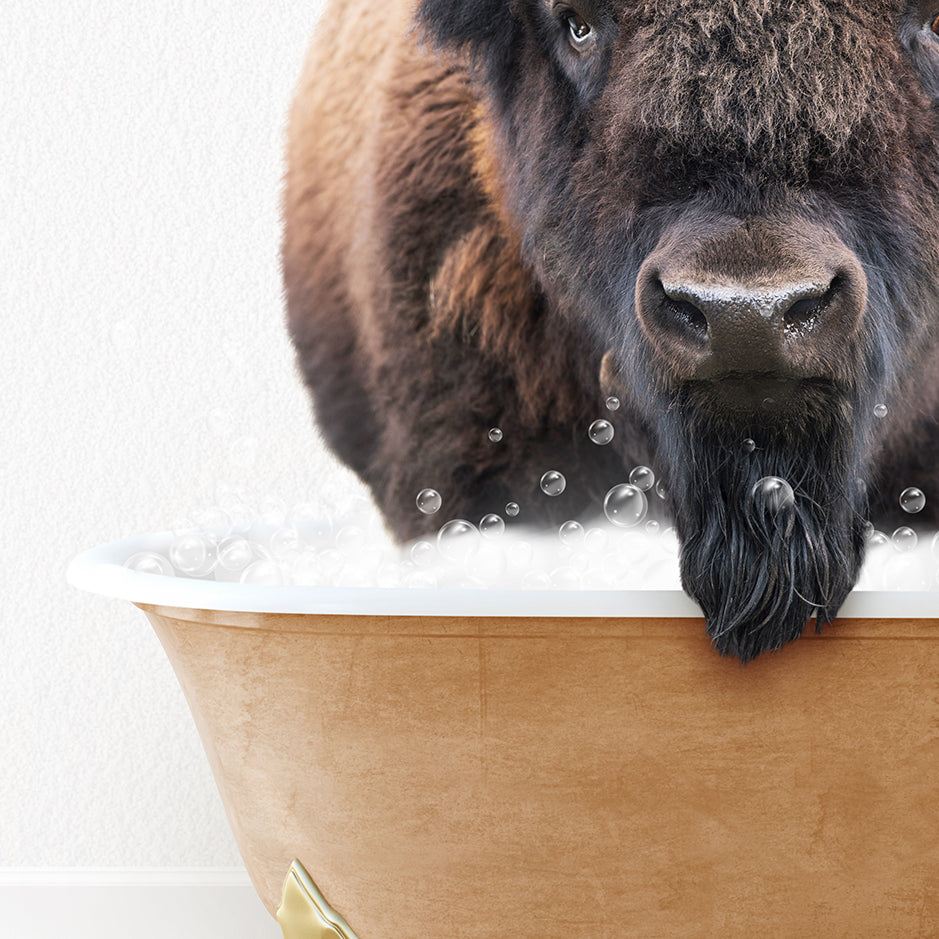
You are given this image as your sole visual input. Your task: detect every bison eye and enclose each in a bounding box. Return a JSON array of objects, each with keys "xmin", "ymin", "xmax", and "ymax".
[
  {"xmin": 565, "ymin": 11, "xmax": 594, "ymax": 47},
  {"xmin": 933, "ymin": 12, "xmax": 939, "ymax": 34}
]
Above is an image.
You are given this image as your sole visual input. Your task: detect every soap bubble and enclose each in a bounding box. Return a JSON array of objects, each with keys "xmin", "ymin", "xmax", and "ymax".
[
  {"xmin": 169, "ymin": 532, "xmax": 215, "ymax": 575},
  {"xmin": 654, "ymin": 480, "xmax": 667, "ymax": 500},
  {"xmin": 125, "ymin": 551, "xmax": 174, "ymax": 576},
  {"xmin": 507, "ymin": 540, "xmax": 533, "ymax": 570},
  {"xmin": 466, "ymin": 543, "xmax": 507, "ymax": 583},
  {"xmin": 521, "ymin": 570, "xmax": 552, "ymax": 589},
  {"xmin": 240, "ymin": 559, "xmax": 284, "ymax": 585},
  {"xmin": 603, "ymin": 484, "xmax": 648, "ymax": 528},
  {"xmin": 874, "ymin": 403, "xmax": 888, "ymax": 418},
  {"xmin": 749, "ymin": 476, "xmax": 795, "ymax": 515},
  {"xmin": 290, "ymin": 550, "xmax": 322, "ymax": 586},
  {"xmin": 405, "ymin": 570, "xmax": 438, "ymax": 589},
  {"xmin": 540, "ymin": 470, "xmax": 566, "ymax": 497},
  {"xmin": 410, "ymin": 540, "xmax": 436, "ymax": 567},
  {"xmin": 270, "ymin": 526, "xmax": 302, "ymax": 560},
  {"xmin": 505, "ymin": 502, "xmax": 520, "ymax": 517},
  {"xmin": 645, "ymin": 520, "xmax": 660, "ymax": 535},
  {"xmin": 899, "ymin": 487, "xmax": 926, "ymax": 514},
  {"xmin": 605, "ymin": 396, "xmax": 620, "ymax": 411},
  {"xmin": 259, "ymin": 495, "xmax": 288, "ymax": 527},
  {"xmin": 336, "ymin": 525, "xmax": 365, "ymax": 551},
  {"xmin": 558, "ymin": 520, "xmax": 585, "ymax": 546},
  {"xmin": 479, "ymin": 514, "xmax": 505, "ymax": 538},
  {"xmin": 217, "ymin": 537, "xmax": 254, "ymax": 572},
  {"xmin": 741, "ymin": 438, "xmax": 756, "ymax": 454},
  {"xmin": 436, "ymin": 519, "xmax": 480, "ymax": 562},
  {"xmin": 629, "ymin": 465, "xmax": 655, "ymax": 492},
  {"xmin": 588, "ymin": 420, "xmax": 614, "ymax": 445},
  {"xmin": 416, "ymin": 488, "xmax": 442, "ymax": 515},
  {"xmin": 866, "ymin": 529, "xmax": 889, "ymax": 547},
  {"xmin": 584, "ymin": 528, "xmax": 609, "ymax": 554},
  {"xmin": 891, "ymin": 527, "xmax": 918, "ymax": 553},
  {"xmin": 551, "ymin": 566, "xmax": 583, "ymax": 589},
  {"xmin": 488, "ymin": 427, "xmax": 503, "ymax": 442}
]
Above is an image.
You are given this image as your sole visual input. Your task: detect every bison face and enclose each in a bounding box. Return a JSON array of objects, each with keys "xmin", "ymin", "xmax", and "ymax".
[{"xmin": 417, "ymin": 0, "xmax": 939, "ymax": 659}]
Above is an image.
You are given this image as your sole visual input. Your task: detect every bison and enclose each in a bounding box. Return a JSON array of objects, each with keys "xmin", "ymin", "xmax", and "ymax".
[{"xmin": 283, "ymin": 0, "xmax": 939, "ymax": 660}]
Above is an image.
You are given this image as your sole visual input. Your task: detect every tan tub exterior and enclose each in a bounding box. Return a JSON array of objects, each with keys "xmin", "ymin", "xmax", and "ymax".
[{"xmin": 138, "ymin": 603, "xmax": 939, "ymax": 938}]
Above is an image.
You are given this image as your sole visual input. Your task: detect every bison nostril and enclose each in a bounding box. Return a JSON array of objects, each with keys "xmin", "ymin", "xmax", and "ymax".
[
  {"xmin": 783, "ymin": 276, "xmax": 841, "ymax": 330},
  {"xmin": 667, "ymin": 297, "xmax": 708, "ymax": 334}
]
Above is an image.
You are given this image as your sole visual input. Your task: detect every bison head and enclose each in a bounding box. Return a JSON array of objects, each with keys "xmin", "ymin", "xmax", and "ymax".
[{"xmin": 417, "ymin": 0, "xmax": 939, "ymax": 659}]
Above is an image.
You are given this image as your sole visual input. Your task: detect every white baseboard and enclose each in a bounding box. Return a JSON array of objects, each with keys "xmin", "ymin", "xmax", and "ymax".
[{"xmin": 0, "ymin": 868, "xmax": 282, "ymax": 939}]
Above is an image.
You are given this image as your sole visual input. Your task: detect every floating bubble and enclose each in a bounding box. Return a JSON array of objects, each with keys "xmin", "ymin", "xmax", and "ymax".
[
  {"xmin": 125, "ymin": 551, "xmax": 174, "ymax": 576},
  {"xmin": 217, "ymin": 537, "xmax": 254, "ymax": 572},
  {"xmin": 410, "ymin": 540, "xmax": 436, "ymax": 567},
  {"xmin": 505, "ymin": 502, "xmax": 520, "ymax": 517},
  {"xmin": 892, "ymin": 526, "xmax": 918, "ymax": 553},
  {"xmin": 169, "ymin": 532, "xmax": 215, "ymax": 575},
  {"xmin": 240, "ymin": 559, "xmax": 284, "ymax": 585},
  {"xmin": 479, "ymin": 514, "xmax": 505, "ymax": 538},
  {"xmin": 749, "ymin": 476, "xmax": 795, "ymax": 515},
  {"xmin": 436, "ymin": 519, "xmax": 481, "ymax": 562},
  {"xmin": 550, "ymin": 566, "xmax": 583, "ymax": 589},
  {"xmin": 336, "ymin": 525, "xmax": 365, "ymax": 551},
  {"xmin": 741, "ymin": 438, "xmax": 756, "ymax": 454},
  {"xmin": 645, "ymin": 520, "xmax": 660, "ymax": 535},
  {"xmin": 290, "ymin": 550, "xmax": 322, "ymax": 586},
  {"xmin": 558, "ymin": 520, "xmax": 585, "ymax": 546},
  {"xmin": 866, "ymin": 529, "xmax": 889, "ymax": 547},
  {"xmin": 588, "ymin": 420, "xmax": 615, "ymax": 445},
  {"xmin": 605, "ymin": 396, "xmax": 621, "ymax": 411},
  {"xmin": 540, "ymin": 470, "xmax": 566, "ymax": 497},
  {"xmin": 874, "ymin": 403, "xmax": 888, "ymax": 419},
  {"xmin": 416, "ymin": 488, "xmax": 442, "ymax": 515},
  {"xmin": 488, "ymin": 427, "xmax": 503, "ymax": 443},
  {"xmin": 584, "ymin": 528, "xmax": 609, "ymax": 554},
  {"xmin": 603, "ymin": 484, "xmax": 648, "ymax": 528},
  {"xmin": 270, "ymin": 526, "xmax": 302, "ymax": 560},
  {"xmin": 629, "ymin": 466, "xmax": 655, "ymax": 492},
  {"xmin": 521, "ymin": 570, "xmax": 552, "ymax": 589},
  {"xmin": 190, "ymin": 506, "xmax": 232, "ymax": 539},
  {"xmin": 654, "ymin": 480, "xmax": 667, "ymax": 500},
  {"xmin": 899, "ymin": 487, "xmax": 926, "ymax": 514}
]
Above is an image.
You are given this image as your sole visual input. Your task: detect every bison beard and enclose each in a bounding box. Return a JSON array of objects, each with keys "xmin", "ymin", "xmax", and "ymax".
[{"xmin": 660, "ymin": 394, "xmax": 868, "ymax": 662}]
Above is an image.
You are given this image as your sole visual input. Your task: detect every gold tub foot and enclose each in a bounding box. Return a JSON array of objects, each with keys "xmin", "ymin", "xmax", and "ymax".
[{"xmin": 276, "ymin": 860, "xmax": 360, "ymax": 939}]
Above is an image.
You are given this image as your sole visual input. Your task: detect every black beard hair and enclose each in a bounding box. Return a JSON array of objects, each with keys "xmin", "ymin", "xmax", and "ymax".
[{"xmin": 658, "ymin": 396, "xmax": 869, "ymax": 662}]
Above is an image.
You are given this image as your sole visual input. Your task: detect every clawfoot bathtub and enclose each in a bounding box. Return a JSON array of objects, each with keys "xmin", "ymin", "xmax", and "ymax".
[{"xmin": 69, "ymin": 531, "xmax": 939, "ymax": 937}]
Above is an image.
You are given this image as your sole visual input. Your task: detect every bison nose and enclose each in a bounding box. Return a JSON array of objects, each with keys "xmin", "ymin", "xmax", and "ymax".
[{"xmin": 635, "ymin": 220, "xmax": 867, "ymax": 384}]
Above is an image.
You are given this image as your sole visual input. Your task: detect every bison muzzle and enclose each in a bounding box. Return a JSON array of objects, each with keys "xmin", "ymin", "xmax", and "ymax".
[{"xmin": 283, "ymin": 0, "xmax": 939, "ymax": 660}]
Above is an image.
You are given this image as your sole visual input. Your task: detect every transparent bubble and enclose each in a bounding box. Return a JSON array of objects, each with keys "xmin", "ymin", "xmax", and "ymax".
[
  {"xmin": 466, "ymin": 543, "xmax": 507, "ymax": 583},
  {"xmin": 629, "ymin": 466, "xmax": 655, "ymax": 492},
  {"xmin": 874, "ymin": 403, "xmax": 888, "ymax": 419},
  {"xmin": 226, "ymin": 502, "xmax": 257, "ymax": 534},
  {"xmin": 603, "ymin": 483, "xmax": 648, "ymax": 528},
  {"xmin": 588, "ymin": 420, "xmax": 615, "ymax": 445},
  {"xmin": 336, "ymin": 525, "xmax": 365, "ymax": 551},
  {"xmin": 540, "ymin": 470, "xmax": 566, "ymax": 497},
  {"xmin": 125, "ymin": 551, "xmax": 174, "ymax": 577},
  {"xmin": 550, "ymin": 566, "xmax": 583, "ymax": 589},
  {"xmin": 259, "ymin": 495, "xmax": 288, "ymax": 527},
  {"xmin": 240, "ymin": 559, "xmax": 284, "ymax": 585},
  {"xmin": 410, "ymin": 540, "xmax": 436, "ymax": 568},
  {"xmin": 189, "ymin": 505, "xmax": 232, "ymax": 538},
  {"xmin": 749, "ymin": 476, "xmax": 795, "ymax": 515},
  {"xmin": 645, "ymin": 520, "xmax": 660, "ymax": 535},
  {"xmin": 169, "ymin": 532, "xmax": 215, "ymax": 575},
  {"xmin": 866, "ymin": 529, "xmax": 889, "ymax": 548},
  {"xmin": 270, "ymin": 526, "xmax": 302, "ymax": 560},
  {"xmin": 488, "ymin": 427, "xmax": 503, "ymax": 443},
  {"xmin": 316, "ymin": 548, "xmax": 346, "ymax": 583},
  {"xmin": 505, "ymin": 502, "xmax": 520, "ymax": 517},
  {"xmin": 762, "ymin": 397, "xmax": 775, "ymax": 410},
  {"xmin": 605, "ymin": 396, "xmax": 620, "ymax": 411},
  {"xmin": 217, "ymin": 536, "xmax": 254, "ymax": 572},
  {"xmin": 416, "ymin": 488, "xmax": 442, "ymax": 515},
  {"xmin": 899, "ymin": 487, "xmax": 926, "ymax": 514},
  {"xmin": 654, "ymin": 480, "xmax": 667, "ymax": 500},
  {"xmin": 436, "ymin": 519, "xmax": 481, "ymax": 562},
  {"xmin": 290, "ymin": 550, "xmax": 322, "ymax": 586},
  {"xmin": 892, "ymin": 526, "xmax": 918, "ymax": 553},
  {"xmin": 521, "ymin": 570, "xmax": 552, "ymax": 589},
  {"xmin": 933, "ymin": 531, "xmax": 939, "ymax": 562},
  {"xmin": 507, "ymin": 540, "xmax": 533, "ymax": 570},
  {"xmin": 584, "ymin": 528, "xmax": 609, "ymax": 554},
  {"xmin": 405, "ymin": 570, "xmax": 438, "ymax": 589},
  {"xmin": 479, "ymin": 513, "xmax": 505, "ymax": 538},
  {"xmin": 558, "ymin": 520, "xmax": 585, "ymax": 546},
  {"xmin": 741, "ymin": 438, "xmax": 756, "ymax": 454},
  {"xmin": 660, "ymin": 528, "xmax": 679, "ymax": 554}
]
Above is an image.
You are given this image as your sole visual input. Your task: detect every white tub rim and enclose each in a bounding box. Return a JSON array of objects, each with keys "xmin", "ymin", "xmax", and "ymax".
[{"xmin": 66, "ymin": 530, "xmax": 939, "ymax": 620}]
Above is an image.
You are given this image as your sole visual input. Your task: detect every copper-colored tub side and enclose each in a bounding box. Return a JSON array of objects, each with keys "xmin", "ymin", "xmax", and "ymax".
[{"xmin": 138, "ymin": 603, "xmax": 939, "ymax": 938}]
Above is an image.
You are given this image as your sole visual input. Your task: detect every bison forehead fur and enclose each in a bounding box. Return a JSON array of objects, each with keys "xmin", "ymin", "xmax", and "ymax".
[{"xmin": 283, "ymin": 0, "xmax": 939, "ymax": 660}]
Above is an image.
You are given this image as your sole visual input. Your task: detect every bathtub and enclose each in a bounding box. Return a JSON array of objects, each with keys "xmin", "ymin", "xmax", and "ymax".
[{"xmin": 69, "ymin": 530, "xmax": 939, "ymax": 938}]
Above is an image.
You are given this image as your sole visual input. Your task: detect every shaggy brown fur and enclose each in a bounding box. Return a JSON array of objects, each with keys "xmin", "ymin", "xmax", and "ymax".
[{"xmin": 284, "ymin": 0, "xmax": 939, "ymax": 658}]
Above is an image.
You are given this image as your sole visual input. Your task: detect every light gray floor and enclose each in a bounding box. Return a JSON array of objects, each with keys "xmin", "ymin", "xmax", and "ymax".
[{"xmin": 0, "ymin": 885, "xmax": 282, "ymax": 939}]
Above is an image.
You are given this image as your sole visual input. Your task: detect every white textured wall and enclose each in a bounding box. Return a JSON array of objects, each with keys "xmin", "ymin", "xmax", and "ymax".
[{"xmin": 0, "ymin": 0, "xmax": 371, "ymax": 869}]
